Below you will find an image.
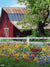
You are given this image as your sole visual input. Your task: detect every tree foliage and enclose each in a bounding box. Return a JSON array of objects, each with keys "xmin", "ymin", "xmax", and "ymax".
[{"xmin": 18, "ymin": 0, "xmax": 50, "ymax": 35}]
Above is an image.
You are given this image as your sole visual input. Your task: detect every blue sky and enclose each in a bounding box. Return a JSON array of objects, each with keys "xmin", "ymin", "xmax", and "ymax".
[
  {"xmin": 0, "ymin": 0, "xmax": 26, "ymax": 15},
  {"xmin": 0, "ymin": 0, "xmax": 18, "ymax": 7}
]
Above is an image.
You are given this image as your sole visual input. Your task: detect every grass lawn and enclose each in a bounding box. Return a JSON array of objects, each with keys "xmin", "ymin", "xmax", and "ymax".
[{"xmin": 0, "ymin": 57, "xmax": 50, "ymax": 67}]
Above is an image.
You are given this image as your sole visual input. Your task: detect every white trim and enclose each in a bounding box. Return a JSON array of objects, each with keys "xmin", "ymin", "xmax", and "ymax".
[
  {"xmin": 4, "ymin": 28, "xmax": 9, "ymax": 30},
  {"xmin": 0, "ymin": 37, "xmax": 50, "ymax": 44},
  {"xmin": 0, "ymin": 37, "xmax": 50, "ymax": 39},
  {"xmin": 4, "ymin": 28, "xmax": 9, "ymax": 37}
]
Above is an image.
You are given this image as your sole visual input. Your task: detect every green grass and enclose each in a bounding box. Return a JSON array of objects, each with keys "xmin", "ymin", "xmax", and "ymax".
[
  {"xmin": 46, "ymin": 39, "xmax": 50, "ymax": 42},
  {"xmin": 0, "ymin": 57, "xmax": 50, "ymax": 67}
]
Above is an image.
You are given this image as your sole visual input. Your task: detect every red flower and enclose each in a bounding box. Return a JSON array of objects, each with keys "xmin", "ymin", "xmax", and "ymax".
[
  {"xmin": 25, "ymin": 59, "xmax": 30, "ymax": 62},
  {"xmin": 2, "ymin": 45, "xmax": 4, "ymax": 48},
  {"xmin": 15, "ymin": 58, "xmax": 19, "ymax": 61},
  {"xmin": 31, "ymin": 44, "xmax": 32, "ymax": 46},
  {"xmin": 9, "ymin": 43, "xmax": 11, "ymax": 45}
]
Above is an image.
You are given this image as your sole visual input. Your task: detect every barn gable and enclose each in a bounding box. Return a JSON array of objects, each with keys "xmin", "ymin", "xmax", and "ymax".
[{"xmin": 1, "ymin": 7, "xmax": 28, "ymax": 30}]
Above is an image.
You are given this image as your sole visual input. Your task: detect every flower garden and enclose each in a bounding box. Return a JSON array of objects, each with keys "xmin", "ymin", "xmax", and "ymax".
[{"xmin": 0, "ymin": 43, "xmax": 50, "ymax": 67}]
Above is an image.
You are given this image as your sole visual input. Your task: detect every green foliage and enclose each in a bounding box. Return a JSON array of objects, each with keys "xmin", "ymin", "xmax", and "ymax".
[
  {"xmin": 27, "ymin": 29, "xmax": 50, "ymax": 37},
  {"xmin": 18, "ymin": 0, "xmax": 50, "ymax": 35},
  {"xmin": 46, "ymin": 39, "xmax": 50, "ymax": 42}
]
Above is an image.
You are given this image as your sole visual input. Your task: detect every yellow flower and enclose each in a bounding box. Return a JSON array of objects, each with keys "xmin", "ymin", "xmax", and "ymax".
[
  {"xmin": 48, "ymin": 54, "xmax": 50, "ymax": 56},
  {"xmin": 18, "ymin": 43, "xmax": 22, "ymax": 47},
  {"xmin": 5, "ymin": 45, "xmax": 7, "ymax": 47},
  {"xmin": 36, "ymin": 60, "xmax": 39, "ymax": 63},
  {"xmin": 33, "ymin": 57, "xmax": 37, "ymax": 61},
  {"xmin": 24, "ymin": 45, "xmax": 28, "ymax": 48},
  {"xmin": 45, "ymin": 47, "xmax": 48, "ymax": 50},
  {"xmin": 37, "ymin": 54, "xmax": 39, "ymax": 56},
  {"xmin": 13, "ymin": 54, "xmax": 15, "ymax": 56},
  {"xmin": 4, "ymin": 54, "xmax": 7, "ymax": 56},
  {"xmin": 7, "ymin": 49, "xmax": 9, "ymax": 52},
  {"xmin": 9, "ymin": 52, "xmax": 11, "ymax": 54},
  {"xmin": 42, "ymin": 48, "xmax": 46, "ymax": 51},
  {"xmin": 46, "ymin": 45, "xmax": 48, "ymax": 47},
  {"xmin": 2, "ymin": 54, "xmax": 4, "ymax": 56},
  {"xmin": 15, "ymin": 53, "xmax": 19, "ymax": 56},
  {"xmin": 21, "ymin": 48, "xmax": 22, "ymax": 50},
  {"xmin": 27, "ymin": 43, "xmax": 29, "ymax": 46},
  {"xmin": 42, "ymin": 54, "xmax": 45, "ymax": 56},
  {"xmin": 7, "ymin": 55, "xmax": 10, "ymax": 57},
  {"xmin": 20, "ymin": 43, "xmax": 22, "ymax": 46},
  {"xmin": 23, "ymin": 54, "xmax": 27, "ymax": 59},
  {"xmin": 21, "ymin": 53, "xmax": 24, "ymax": 56}
]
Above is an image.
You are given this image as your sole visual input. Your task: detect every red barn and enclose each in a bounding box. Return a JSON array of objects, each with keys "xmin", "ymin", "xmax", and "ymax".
[
  {"xmin": 0, "ymin": 7, "xmax": 50, "ymax": 37},
  {"xmin": 0, "ymin": 7, "xmax": 32, "ymax": 37}
]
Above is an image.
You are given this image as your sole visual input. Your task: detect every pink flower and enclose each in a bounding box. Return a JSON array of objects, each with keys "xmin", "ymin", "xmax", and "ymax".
[{"xmin": 31, "ymin": 54, "xmax": 35, "ymax": 58}]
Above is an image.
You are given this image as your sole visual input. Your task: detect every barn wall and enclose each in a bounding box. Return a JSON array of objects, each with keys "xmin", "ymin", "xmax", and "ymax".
[
  {"xmin": 0, "ymin": 11, "xmax": 6, "ymax": 37},
  {"xmin": 0, "ymin": 10, "xmax": 14, "ymax": 37},
  {"xmin": 13, "ymin": 26, "xmax": 20, "ymax": 37},
  {"xmin": 8, "ymin": 20, "xmax": 13, "ymax": 37}
]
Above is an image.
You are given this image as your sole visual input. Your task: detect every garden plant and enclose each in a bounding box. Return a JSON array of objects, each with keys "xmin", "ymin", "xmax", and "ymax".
[{"xmin": 0, "ymin": 43, "xmax": 50, "ymax": 67}]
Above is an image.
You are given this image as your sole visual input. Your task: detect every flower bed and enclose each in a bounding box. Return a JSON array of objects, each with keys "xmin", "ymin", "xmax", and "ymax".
[{"xmin": 0, "ymin": 43, "xmax": 50, "ymax": 67}]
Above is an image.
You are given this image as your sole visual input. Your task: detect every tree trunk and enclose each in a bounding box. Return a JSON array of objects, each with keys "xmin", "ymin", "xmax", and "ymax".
[
  {"xmin": 38, "ymin": 5, "xmax": 49, "ymax": 36},
  {"xmin": 38, "ymin": 21, "xmax": 45, "ymax": 35}
]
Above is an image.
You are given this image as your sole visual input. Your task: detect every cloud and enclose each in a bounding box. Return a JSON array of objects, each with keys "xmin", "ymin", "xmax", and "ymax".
[
  {"xmin": 0, "ymin": 8, "xmax": 1, "ymax": 10},
  {"xmin": 11, "ymin": 3, "xmax": 26, "ymax": 8}
]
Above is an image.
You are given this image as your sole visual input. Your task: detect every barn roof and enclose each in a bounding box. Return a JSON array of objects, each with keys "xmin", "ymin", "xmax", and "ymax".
[
  {"xmin": 3, "ymin": 7, "xmax": 27, "ymax": 14},
  {"xmin": 3, "ymin": 7, "xmax": 28, "ymax": 22}
]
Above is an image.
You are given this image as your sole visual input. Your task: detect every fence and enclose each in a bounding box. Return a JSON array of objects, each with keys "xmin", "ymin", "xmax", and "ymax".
[{"xmin": 0, "ymin": 37, "xmax": 50, "ymax": 44}]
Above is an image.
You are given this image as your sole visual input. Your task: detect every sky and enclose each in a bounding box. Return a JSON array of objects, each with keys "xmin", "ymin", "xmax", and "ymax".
[{"xmin": 0, "ymin": 0, "xmax": 26, "ymax": 15}]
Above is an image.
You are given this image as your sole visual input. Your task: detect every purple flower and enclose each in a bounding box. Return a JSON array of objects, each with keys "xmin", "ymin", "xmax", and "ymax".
[{"xmin": 24, "ymin": 51, "xmax": 26, "ymax": 54}]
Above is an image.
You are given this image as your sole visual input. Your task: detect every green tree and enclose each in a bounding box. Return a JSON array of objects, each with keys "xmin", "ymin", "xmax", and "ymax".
[{"xmin": 18, "ymin": 0, "xmax": 50, "ymax": 36}]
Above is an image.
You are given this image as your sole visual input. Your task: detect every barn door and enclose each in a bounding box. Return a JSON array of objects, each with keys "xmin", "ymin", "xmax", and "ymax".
[{"xmin": 4, "ymin": 28, "xmax": 9, "ymax": 37}]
